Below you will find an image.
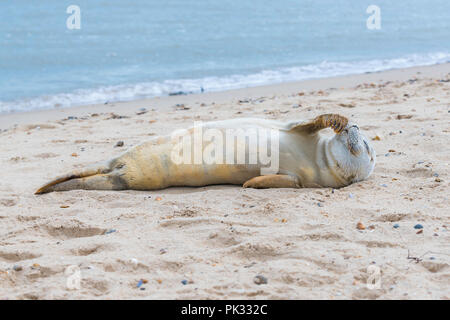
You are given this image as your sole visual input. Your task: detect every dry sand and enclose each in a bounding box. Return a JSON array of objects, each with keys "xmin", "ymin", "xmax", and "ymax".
[{"xmin": 0, "ymin": 64, "xmax": 449, "ymax": 299}]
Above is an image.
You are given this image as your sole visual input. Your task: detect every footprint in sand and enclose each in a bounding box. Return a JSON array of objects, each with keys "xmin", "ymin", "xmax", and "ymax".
[
  {"xmin": 23, "ymin": 124, "xmax": 57, "ymax": 131},
  {"xmin": 26, "ymin": 265, "xmax": 61, "ymax": 281},
  {"xmin": 227, "ymin": 242, "xmax": 281, "ymax": 260},
  {"xmin": 80, "ymin": 278, "xmax": 110, "ymax": 296},
  {"xmin": 420, "ymin": 261, "xmax": 449, "ymax": 273},
  {"xmin": 0, "ymin": 250, "xmax": 41, "ymax": 262},
  {"xmin": 34, "ymin": 153, "xmax": 59, "ymax": 159},
  {"xmin": 70, "ymin": 244, "xmax": 110, "ymax": 256},
  {"xmin": 356, "ymin": 240, "xmax": 402, "ymax": 249},
  {"xmin": 0, "ymin": 198, "xmax": 17, "ymax": 207},
  {"xmin": 205, "ymin": 230, "xmax": 242, "ymax": 249},
  {"xmin": 9, "ymin": 156, "xmax": 26, "ymax": 162},
  {"xmin": 376, "ymin": 213, "xmax": 407, "ymax": 222},
  {"xmin": 43, "ymin": 223, "xmax": 106, "ymax": 240},
  {"xmin": 401, "ymin": 168, "xmax": 433, "ymax": 178}
]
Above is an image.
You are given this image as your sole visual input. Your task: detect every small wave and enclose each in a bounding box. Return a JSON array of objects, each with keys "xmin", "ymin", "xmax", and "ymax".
[{"xmin": 1, "ymin": 51, "xmax": 449, "ymax": 114}]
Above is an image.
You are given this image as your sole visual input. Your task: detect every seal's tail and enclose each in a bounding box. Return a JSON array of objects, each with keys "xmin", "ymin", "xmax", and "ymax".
[{"xmin": 34, "ymin": 162, "xmax": 121, "ymax": 194}]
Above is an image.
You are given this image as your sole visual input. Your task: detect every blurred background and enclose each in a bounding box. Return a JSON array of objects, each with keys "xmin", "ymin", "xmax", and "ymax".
[{"xmin": 0, "ymin": 0, "xmax": 449, "ymax": 113}]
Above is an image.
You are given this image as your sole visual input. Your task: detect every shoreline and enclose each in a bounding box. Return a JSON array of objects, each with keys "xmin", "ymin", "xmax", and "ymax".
[{"xmin": 1, "ymin": 62, "xmax": 449, "ymax": 129}]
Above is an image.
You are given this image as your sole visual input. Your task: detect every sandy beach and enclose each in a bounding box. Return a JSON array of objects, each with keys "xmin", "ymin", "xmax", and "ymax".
[{"xmin": 0, "ymin": 64, "xmax": 449, "ymax": 299}]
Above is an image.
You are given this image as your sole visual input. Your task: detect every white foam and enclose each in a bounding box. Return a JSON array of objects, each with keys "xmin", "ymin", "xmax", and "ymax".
[{"xmin": 1, "ymin": 51, "xmax": 449, "ymax": 114}]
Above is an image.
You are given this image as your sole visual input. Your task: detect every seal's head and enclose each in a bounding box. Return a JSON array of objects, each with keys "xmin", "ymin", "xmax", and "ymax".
[{"xmin": 329, "ymin": 123, "xmax": 376, "ymax": 185}]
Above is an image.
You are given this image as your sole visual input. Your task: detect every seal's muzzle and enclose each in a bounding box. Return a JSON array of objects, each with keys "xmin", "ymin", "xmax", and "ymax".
[{"xmin": 346, "ymin": 125, "xmax": 362, "ymax": 156}]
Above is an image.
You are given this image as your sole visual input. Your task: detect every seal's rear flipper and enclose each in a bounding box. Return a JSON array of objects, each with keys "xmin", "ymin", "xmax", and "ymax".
[
  {"xmin": 288, "ymin": 114, "xmax": 348, "ymax": 134},
  {"xmin": 34, "ymin": 162, "xmax": 126, "ymax": 194}
]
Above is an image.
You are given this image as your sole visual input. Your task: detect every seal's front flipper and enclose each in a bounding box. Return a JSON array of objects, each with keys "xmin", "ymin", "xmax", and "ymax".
[
  {"xmin": 288, "ymin": 114, "xmax": 348, "ymax": 134},
  {"xmin": 243, "ymin": 174, "xmax": 300, "ymax": 189}
]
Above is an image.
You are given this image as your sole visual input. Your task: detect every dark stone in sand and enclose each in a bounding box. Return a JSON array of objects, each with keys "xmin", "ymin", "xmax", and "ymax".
[{"xmin": 253, "ymin": 275, "xmax": 268, "ymax": 285}]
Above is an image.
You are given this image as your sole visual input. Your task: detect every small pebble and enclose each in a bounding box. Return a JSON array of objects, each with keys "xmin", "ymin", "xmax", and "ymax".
[
  {"xmin": 429, "ymin": 257, "xmax": 435, "ymax": 260},
  {"xmin": 136, "ymin": 108, "xmax": 147, "ymax": 115},
  {"xmin": 115, "ymin": 141, "xmax": 124, "ymax": 147},
  {"xmin": 414, "ymin": 224, "xmax": 423, "ymax": 229},
  {"xmin": 393, "ymin": 224, "xmax": 400, "ymax": 229},
  {"xmin": 13, "ymin": 265, "xmax": 23, "ymax": 272},
  {"xmin": 253, "ymin": 275, "xmax": 268, "ymax": 285},
  {"xmin": 159, "ymin": 248, "xmax": 167, "ymax": 254},
  {"xmin": 181, "ymin": 279, "xmax": 188, "ymax": 285},
  {"xmin": 356, "ymin": 222, "xmax": 365, "ymax": 230}
]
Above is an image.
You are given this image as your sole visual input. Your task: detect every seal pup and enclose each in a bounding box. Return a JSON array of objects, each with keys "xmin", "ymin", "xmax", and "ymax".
[{"xmin": 35, "ymin": 114, "xmax": 375, "ymax": 194}]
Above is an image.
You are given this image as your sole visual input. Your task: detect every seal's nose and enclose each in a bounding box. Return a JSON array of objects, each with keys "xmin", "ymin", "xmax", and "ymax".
[
  {"xmin": 348, "ymin": 126, "xmax": 359, "ymax": 141},
  {"xmin": 347, "ymin": 125, "xmax": 362, "ymax": 156}
]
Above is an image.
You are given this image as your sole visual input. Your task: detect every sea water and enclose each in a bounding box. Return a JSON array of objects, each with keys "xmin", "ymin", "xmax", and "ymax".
[{"xmin": 0, "ymin": 0, "xmax": 449, "ymax": 113}]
